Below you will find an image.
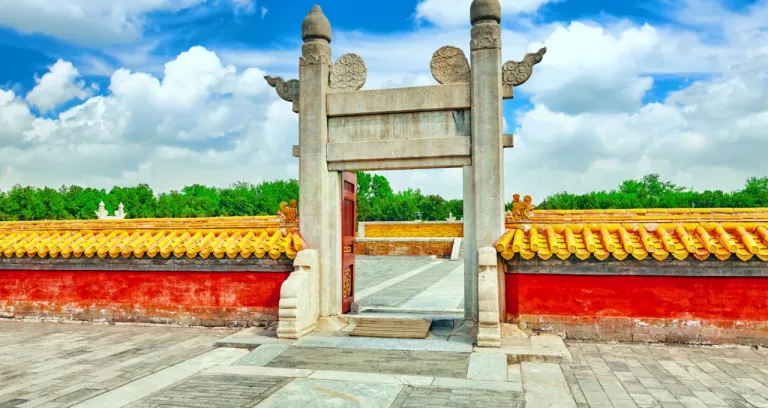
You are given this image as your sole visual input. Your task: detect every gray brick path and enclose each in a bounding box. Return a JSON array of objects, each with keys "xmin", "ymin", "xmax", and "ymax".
[
  {"xmin": 355, "ymin": 256, "xmax": 459, "ymax": 308},
  {"xmin": 562, "ymin": 341, "xmax": 768, "ymax": 408},
  {"xmin": 0, "ymin": 321, "xmax": 235, "ymax": 408},
  {"xmin": 390, "ymin": 386, "xmax": 525, "ymax": 408},
  {"xmin": 265, "ymin": 347, "xmax": 471, "ymax": 378},
  {"xmin": 127, "ymin": 374, "xmax": 290, "ymax": 408}
]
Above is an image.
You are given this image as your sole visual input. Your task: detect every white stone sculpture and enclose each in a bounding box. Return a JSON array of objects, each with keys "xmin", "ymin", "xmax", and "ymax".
[
  {"xmin": 277, "ymin": 249, "xmax": 321, "ymax": 339},
  {"xmin": 95, "ymin": 201, "xmax": 127, "ymax": 220}
]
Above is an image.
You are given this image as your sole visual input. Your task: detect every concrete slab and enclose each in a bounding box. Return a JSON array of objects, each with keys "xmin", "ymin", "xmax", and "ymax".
[
  {"xmin": 213, "ymin": 327, "xmax": 294, "ymax": 349},
  {"xmin": 466, "ymin": 353, "xmax": 507, "ymax": 382},
  {"xmin": 255, "ymin": 378, "xmax": 403, "ymax": 408},
  {"xmin": 521, "ymin": 362, "xmax": 577, "ymax": 408},
  {"xmin": 233, "ymin": 343, "xmax": 291, "ymax": 367},
  {"xmin": 473, "ymin": 334, "xmax": 572, "ymax": 364},
  {"xmin": 294, "ymin": 334, "xmax": 473, "ymax": 353}
]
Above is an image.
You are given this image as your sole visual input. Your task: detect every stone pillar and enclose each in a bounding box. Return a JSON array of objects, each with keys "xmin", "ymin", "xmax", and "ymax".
[
  {"xmin": 298, "ymin": 6, "xmax": 341, "ymax": 317},
  {"xmin": 463, "ymin": 166, "xmax": 477, "ymax": 321},
  {"xmin": 467, "ymin": 0, "xmax": 504, "ymax": 322}
]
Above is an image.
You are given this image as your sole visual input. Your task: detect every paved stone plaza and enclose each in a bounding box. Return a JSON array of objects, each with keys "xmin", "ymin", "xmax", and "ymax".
[
  {"xmin": 354, "ymin": 256, "xmax": 465, "ymax": 312},
  {"xmin": 2, "ymin": 257, "xmax": 768, "ymax": 407}
]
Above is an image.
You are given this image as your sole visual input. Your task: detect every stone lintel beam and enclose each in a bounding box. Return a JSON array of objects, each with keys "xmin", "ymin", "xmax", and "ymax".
[{"xmin": 292, "ymin": 145, "xmax": 300, "ymax": 158}]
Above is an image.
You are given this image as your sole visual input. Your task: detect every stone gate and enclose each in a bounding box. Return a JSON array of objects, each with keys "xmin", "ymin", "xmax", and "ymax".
[{"xmin": 266, "ymin": 0, "xmax": 545, "ymax": 347}]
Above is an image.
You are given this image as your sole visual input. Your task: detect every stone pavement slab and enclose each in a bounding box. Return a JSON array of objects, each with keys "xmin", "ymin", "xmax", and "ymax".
[
  {"xmin": 256, "ymin": 378, "xmax": 404, "ymax": 408},
  {"xmin": 265, "ymin": 347, "xmax": 471, "ymax": 379},
  {"xmin": 467, "ymin": 353, "xmax": 508, "ymax": 381},
  {"xmin": 295, "ymin": 333, "xmax": 473, "ymax": 352},
  {"xmin": 72, "ymin": 348, "xmax": 247, "ymax": 408},
  {"xmin": 5, "ymin": 320, "xmax": 768, "ymax": 408},
  {"xmin": 473, "ymin": 334, "xmax": 573, "ymax": 364},
  {"xmin": 232, "ymin": 343, "xmax": 292, "ymax": 366},
  {"xmin": 126, "ymin": 374, "xmax": 291, "ymax": 408},
  {"xmin": 522, "ymin": 362, "xmax": 578, "ymax": 407}
]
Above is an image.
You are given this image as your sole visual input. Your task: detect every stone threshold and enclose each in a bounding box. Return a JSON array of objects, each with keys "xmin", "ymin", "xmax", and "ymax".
[{"xmin": 214, "ymin": 324, "xmax": 571, "ymax": 364}]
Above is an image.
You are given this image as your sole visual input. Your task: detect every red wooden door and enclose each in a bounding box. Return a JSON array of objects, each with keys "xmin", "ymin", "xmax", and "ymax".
[{"xmin": 341, "ymin": 172, "xmax": 357, "ymax": 314}]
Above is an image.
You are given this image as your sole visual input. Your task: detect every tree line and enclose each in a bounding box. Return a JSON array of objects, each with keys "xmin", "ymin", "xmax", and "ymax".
[{"xmin": 1, "ymin": 173, "xmax": 767, "ymax": 222}]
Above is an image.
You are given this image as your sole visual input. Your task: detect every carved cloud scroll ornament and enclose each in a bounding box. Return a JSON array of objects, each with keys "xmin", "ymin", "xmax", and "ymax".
[
  {"xmin": 470, "ymin": 22, "xmax": 501, "ymax": 51},
  {"xmin": 300, "ymin": 42, "xmax": 332, "ymax": 67},
  {"xmin": 502, "ymin": 47, "xmax": 547, "ymax": 87},
  {"xmin": 264, "ymin": 76, "xmax": 300, "ymax": 102},
  {"xmin": 329, "ymin": 53, "xmax": 367, "ymax": 92},
  {"xmin": 430, "ymin": 46, "xmax": 470, "ymax": 84}
]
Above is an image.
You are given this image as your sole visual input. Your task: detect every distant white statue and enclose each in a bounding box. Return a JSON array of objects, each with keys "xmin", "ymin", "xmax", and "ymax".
[
  {"xmin": 446, "ymin": 212, "xmax": 457, "ymax": 222},
  {"xmin": 96, "ymin": 201, "xmax": 127, "ymax": 220}
]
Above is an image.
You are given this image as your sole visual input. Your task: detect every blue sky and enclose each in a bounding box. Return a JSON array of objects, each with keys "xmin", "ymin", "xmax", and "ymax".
[{"xmin": 0, "ymin": 0, "xmax": 767, "ymax": 201}]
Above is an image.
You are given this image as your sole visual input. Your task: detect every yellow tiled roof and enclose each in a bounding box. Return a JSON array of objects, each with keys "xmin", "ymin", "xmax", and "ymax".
[
  {"xmin": 497, "ymin": 209, "xmax": 768, "ymax": 262},
  {"xmin": 0, "ymin": 217, "xmax": 306, "ymax": 260}
]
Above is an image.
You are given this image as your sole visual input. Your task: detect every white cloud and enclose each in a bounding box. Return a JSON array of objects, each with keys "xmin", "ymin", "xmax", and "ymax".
[
  {"xmin": 232, "ymin": 0, "xmax": 256, "ymax": 14},
  {"xmin": 26, "ymin": 60, "xmax": 92, "ymax": 113},
  {"xmin": 3, "ymin": 0, "xmax": 768, "ymax": 206},
  {"xmin": 0, "ymin": 90, "xmax": 37, "ymax": 144},
  {"xmin": 416, "ymin": 0, "xmax": 557, "ymax": 27},
  {"xmin": 0, "ymin": 46, "xmax": 293, "ymax": 192},
  {"xmin": 0, "ymin": 0, "xmax": 257, "ymax": 46}
]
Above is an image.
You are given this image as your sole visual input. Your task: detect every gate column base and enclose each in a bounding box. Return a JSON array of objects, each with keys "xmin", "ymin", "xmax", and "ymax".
[{"xmin": 477, "ymin": 247, "xmax": 502, "ymax": 347}]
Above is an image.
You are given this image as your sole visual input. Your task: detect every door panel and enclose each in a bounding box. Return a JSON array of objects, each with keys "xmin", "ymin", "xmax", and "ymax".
[{"xmin": 341, "ymin": 172, "xmax": 357, "ymax": 313}]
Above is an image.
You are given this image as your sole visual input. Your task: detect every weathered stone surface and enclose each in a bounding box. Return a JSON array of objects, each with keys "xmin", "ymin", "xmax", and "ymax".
[
  {"xmin": 277, "ymin": 249, "xmax": 321, "ymax": 339},
  {"xmin": 301, "ymin": 5, "xmax": 331, "ymax": 43},
  {"xmin": 477, "ymin": 247, "xmax": 502, "ymax": 347},
  {"xmin": 326, "ymin": 84, "xmax": 470, "ymax": 117},
  {"xmin": 329, "ymin": 53, "xmax": 367, "ymax": 91},
  {"xmin": 328, "ymin": 110, "xmax": 470, "ymax": 143},
  {"xmin": 264, "ymin": 76, "xmax": 300, "ymax": 102},
  {"xmin": 470, "ymin": 0, "xmax": 502, "ymax": 24},
  {"xmin": 430, "ymin": 46, "xmax": 471, "ymax": 84},
  {"xmin": 502, "ymin": 47, "xmax": 547, "ymax": 87},
  {"xmin": 327, "ymin": 137, "xmax": 470, "ymax": 171}
]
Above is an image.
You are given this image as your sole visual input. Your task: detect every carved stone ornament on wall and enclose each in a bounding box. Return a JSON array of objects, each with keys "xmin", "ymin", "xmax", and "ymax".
[
  {"xmin": 264, "ymin": 76, "xmax": 300, "ymax": 102},
  {"xmin": 430, "ymin": 46, "xmax": 470, "ymax": 84},
  {"xmin": 470, "ymin": 22, "xmax": 501, "ymax": 51},
  {"xmin": 329, "ymin": 53, "xmax": 367, "ymax": 92},
  {"xmin": 300, "ymin": 42, "xmax": 332, "ymax": 66},
  {"xmin": 502, "ymin": 47, "xmax": 547, "ymax": 87}
]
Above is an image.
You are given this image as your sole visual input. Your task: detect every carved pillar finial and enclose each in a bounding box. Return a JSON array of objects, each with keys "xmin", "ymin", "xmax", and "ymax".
[
  {"xmin": 302, "ymin": 5, "xmax": 332, "ymax": 43},
  {"xmin": 470, "ymin": 0, "xmax": 501, "ymax": 25}
]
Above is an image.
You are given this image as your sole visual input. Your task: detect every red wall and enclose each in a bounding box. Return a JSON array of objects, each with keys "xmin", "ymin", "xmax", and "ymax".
[
  {"xmin": 0, "ymin": 270, "xmax": 289, "ymax": 324},
  {"xmin": 506, "ymin": 274, "xmax": 768, "ymax": 321}
]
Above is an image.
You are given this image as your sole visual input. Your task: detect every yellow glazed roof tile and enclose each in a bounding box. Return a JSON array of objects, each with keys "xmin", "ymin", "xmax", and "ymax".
[
  {"xmin": 0, "ymin": 216, "xmax": 305, "ymax": 261},
  {"xmin": 499, "ymin": 207, "xmax": 768, "ymax": 262}
]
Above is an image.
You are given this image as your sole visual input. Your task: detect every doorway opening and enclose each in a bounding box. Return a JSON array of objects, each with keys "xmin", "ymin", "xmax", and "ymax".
[{"xmin": 347, "ymin": 168, "xmax": 466, "ymax": 320}]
